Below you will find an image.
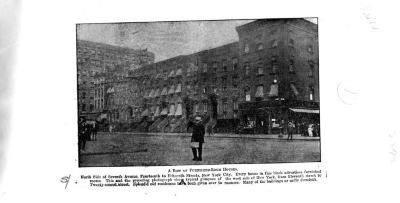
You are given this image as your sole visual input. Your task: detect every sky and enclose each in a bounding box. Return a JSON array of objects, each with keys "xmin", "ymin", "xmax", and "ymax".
[{"xmin": 77, "ymin": 18, "xmax": 317, "ymax": 62}]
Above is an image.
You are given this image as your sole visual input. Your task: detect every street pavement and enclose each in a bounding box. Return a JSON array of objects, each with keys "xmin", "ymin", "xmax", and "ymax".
[{"xmin": 79, "ymin": 132, "xmax": 321, "ymax": 167}]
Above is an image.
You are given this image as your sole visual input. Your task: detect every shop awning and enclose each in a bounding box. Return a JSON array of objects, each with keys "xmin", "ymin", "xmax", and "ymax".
[
  {"xmin": 148, "ymin": 89, "xmax": 155, "ymax": 98},
  {"xmin": 255, "ymin": 85, "xmax": 264, "ymax": 97},
  {"xmin": 289, "ymin": 108, "xmax": 319, "ymax": 114},
  {"xmin": 153, "ymin": 88, "xmax": 160, "ymax": 97},
  {"xmin": 154, "ymin": 106, "xmax": 160, "ymax": 117},
  {"xmin": 168, "ymin": 104, "xmax": 176, "ymax": 116},
  {"xmin": 168, "ymin": 85, "xmax": 175, "ymax": 94},
  {"xmin": 161, "ymin": 87, "xmax": 168, "ymax": 96},
  {"xmin": 175, "ymin": 84, "xmax": 182, "ymax": 93},
  {"xmin": 141, "ymin": 108, "xmax": 149, "ymax": 117},
  {"xmin": 175, "ymin": 103, "xmax": 183, "ymax": 116},
  {"xmin": 168, "ymin": 70, "xmax": 175, "ymax": 78},
  {"xmin": 268, "ymin": 84, "xmax": 278, "ymax": 97},
  {"xmin": 160, "ymin": 108, "xmax": 168, "ymax": 115},
  {"xmin": 175, "ymin": 68, "xmax": 182, "ymax": 76}
]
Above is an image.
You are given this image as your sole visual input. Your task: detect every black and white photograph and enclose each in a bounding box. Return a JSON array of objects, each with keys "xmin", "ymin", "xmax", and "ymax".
[{"xmin": 77, "ymin": 18, "xmax": 320, "ymax": 167}]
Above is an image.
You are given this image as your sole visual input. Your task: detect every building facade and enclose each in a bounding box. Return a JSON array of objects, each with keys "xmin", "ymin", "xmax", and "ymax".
[
  {"xmin": 77, "ymin": 40, "xmax": 155, "ymax": 121},
  {"xmin": 129, "ymin": 18, "xmax": 319, "ymax": 133},
  {"xmin": 77, "ymin": 18, "xmax": 319, "ymax": 133}
]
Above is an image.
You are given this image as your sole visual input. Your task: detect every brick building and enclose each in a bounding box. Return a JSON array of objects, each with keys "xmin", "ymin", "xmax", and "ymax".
[
  {"xmin": 77, "ymin": 40, "xmax": 155, "ymax": 121},
  {"xmin": 130, "ymin": 18, "xmax": 319, "ymax": 133}
]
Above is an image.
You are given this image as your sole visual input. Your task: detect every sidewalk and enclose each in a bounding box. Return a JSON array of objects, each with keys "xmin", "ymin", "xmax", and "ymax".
[{"xmin": 98, "ymin": 131, "xmax": 320, "ymax": 140}]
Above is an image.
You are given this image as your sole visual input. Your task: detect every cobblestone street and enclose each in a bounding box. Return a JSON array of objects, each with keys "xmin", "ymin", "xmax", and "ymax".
[{"xmin": 79, "ymin": 132, "xmax": 321, "ymax": 167}]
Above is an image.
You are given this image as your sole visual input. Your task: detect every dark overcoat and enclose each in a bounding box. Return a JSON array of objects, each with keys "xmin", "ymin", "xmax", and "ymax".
[{"xmin": 191, "ymin": 122, "xmax": 205, "ymax": 143}]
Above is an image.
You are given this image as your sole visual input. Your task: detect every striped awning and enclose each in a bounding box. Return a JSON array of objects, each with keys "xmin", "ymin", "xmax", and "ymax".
[
  {"xmin": 168, "ymin": 70, "xmax": 175, "ymax": 78},
  {"xmin": 168, "ymin": 85, "xmax": 175, "ymax": 94},
  {"xmin": 153, "ymin": 88, "xmax": 160, "ymax": 97},
  {"xmin": 175, "ymin": 84, "xmax": 182, "ymax": 93},
  {"xmin": 141, "ymin": 108, "xmax": 149, "ymax": 117},
  {"xmin": 255, "ymin": 85, "xmax": 264, "ymax": 97},
  {"xmin": 168, "ymin": 104, "xmax": 175, "ymax": 116},
  {"xmin": 148, "ymin": 89, "xmax": 155, "ymax": 98},
  {"xmin": 160, "ymin": 108, "xmax": 168, "ymax": 115},
  {"xmin": 161, "ymin": 87, "xmax": 168, "ymax": 96},
  {"xmin": 175, "ymin": 68, "xmax": 182, "ymax": 76},
  {"xmin": 268, "ymin": 84, "xmax": 278, "ymax": 97},
  {"xmin": 174, "ymin": 103, "xmax": 183, "ymax": 116},
  {"xmin": 154, "ymin": 106, "xmax": 160, "ymax": 117}
]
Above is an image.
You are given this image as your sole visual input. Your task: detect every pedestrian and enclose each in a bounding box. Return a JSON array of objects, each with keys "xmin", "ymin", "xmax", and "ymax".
[
  {"xmin": 78, "ymin": 117, "xmax": 90, "ymax": 152},
  {"xmin": 279, "ymin": 119, "xmax": 285, "ymax": 138},
  {"xmin": 92, "ymin": 121, "xmax": 98, "ymax": 141},
  {"xmin": 207, "ymin": 124, "xmax": 213, "ymax": 136},
  {"xmin": 308, "ymin": 124, "xmax": 314, "ymax": 137},
  {"xmin": 188, "ymin": 116, "xmax": 205, "ymax": 161},
  {"xmin": 287, "ymin": 120, "xmax": 295, "ymax": 140}
]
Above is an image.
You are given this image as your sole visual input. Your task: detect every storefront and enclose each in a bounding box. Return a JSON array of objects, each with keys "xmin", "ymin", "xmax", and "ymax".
[{"xmin": 238, "ymin": 100, "xmax": 319, "ymax": 134}]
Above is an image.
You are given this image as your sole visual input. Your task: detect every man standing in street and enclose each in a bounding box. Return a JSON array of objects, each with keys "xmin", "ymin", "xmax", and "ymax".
[
  {"xmin": 287, "ymin": 120, "xmax": 295, "ymax": 140},
  {"xmin": 188, "ymin": 116, "xmax": 205, "ymax": 161}
]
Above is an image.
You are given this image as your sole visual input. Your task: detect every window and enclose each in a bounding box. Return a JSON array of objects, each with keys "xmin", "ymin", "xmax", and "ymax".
[
  {"xmin": 203, "ymin": 63, "xmax": 208, "ymax": 73},
  {"xmin": 245, "ymin": 87, "xmax": 251, "ymax": 101},
  {"xmin": 289, "ymin": 59, "xmax": 295, "ymax": 73},
  {"xmin": 203, "ymin": 102, "xmax": 208, "ymax": 113},
  {"xmin": 194, "ymin": 104, "xmax": 199, "ymax": 113},
  {"xmin": 270, "ymin": 29, "xmax": 277, "ymax": 35},
  {"xmin": 289, "ymin": 38, "xmax": 294, "ymax": 47},
  {"xmin": 82, "ymin": 104, "xmax": 86, "ymax": 111},
  {"xmin": 221, "ymin": 77, "xmax": 227, "ymax": 90},
  {"xmin": 255, "ymin": 85, "xmax": 264, "ymax": 98},
  {"xmin": 268, "ymin": 83, "xmax": 279, "ymax": 97},
  {"xmin": 212, "ymin": 62, "xmax": 218, "ymax": 72},
  {"xmin": 257, "ymin": 43, "xmax": 264, "ymax": 51},
  {"xmin": 271, "ymin": 56, "xmax": 277, "ymax": 62},
  {"xmin": 82, "ymin": 92, "xmax": 86, "ymax": 99},
  {"xmin": 232, "ymin": 58, "xmax": 238, "ymax": 71},
  {"xmin": 271, "ymin": 40, "xmax": 278, "ymax": 48},
  {"xmin": 309, "ymin": 85, "xmax": 315, "ymax": 101},
  {"xmin": 222, "ymin": 99, "xmax": 228, "ymax": 113},
  {"xmin": 90, "ymin": 104, "xmax": 94, "ymax": 111},
  {"xmin": 222, "ymin": 60, "xmax": 227, "ymax": 72},
  {"xmin": 255, "ymin": 34, "xmax": 262, "ymax": 42},
  {"xmin": 272, "ymin": 64, "xmax": 278, "ymax": 74},
  {"xmin": 244, "ymin": 43, "xmax": 250, "ymax": 54},
  {"xmin": 258, "ymin": 66, "xmax": 264, "ymax": 75},
  {"xmin": 244, "ymin": 63, "xmax": 250, "ymax": 76},
  {"xmin": 307, "ymin": 45, "xmax": 313, "ymax": 53},
  {"xmin": 233, "ymin": 99, "xmax": 239, "ymax": 110},
  {"xmin": 232, "ymin": 75, "xmax": 238, "ymax": 88},
  {"xmin": 308, "ymin": 61, "xmax": 315, "ymax": 77}
]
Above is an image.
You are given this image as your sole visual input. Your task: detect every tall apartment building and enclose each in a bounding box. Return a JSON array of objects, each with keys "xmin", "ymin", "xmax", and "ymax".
[
  {"xmin": 77, "ymin": 40, "xmax": 155, "ymax": 120},
  {"xmin": 129, "ymin": 18, "xmax": 319, "ymax": 133}
]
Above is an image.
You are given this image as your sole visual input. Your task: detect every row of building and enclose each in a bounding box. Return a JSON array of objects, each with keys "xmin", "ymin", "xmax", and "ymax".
[{"xmin": 77, "ymin": 18, "xmax": 320, "ymax": 134}]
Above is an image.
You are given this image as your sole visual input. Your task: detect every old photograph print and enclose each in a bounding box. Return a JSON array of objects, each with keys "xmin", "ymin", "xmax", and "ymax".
[{"xmin": 77, "ymin": 18, "xmax": 320, "ymax": 167}]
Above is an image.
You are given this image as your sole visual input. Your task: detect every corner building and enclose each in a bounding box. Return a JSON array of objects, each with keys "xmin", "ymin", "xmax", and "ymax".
[{"xmin": 133, "ymin": 18, "xmax": 319, "ymax": 133}]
